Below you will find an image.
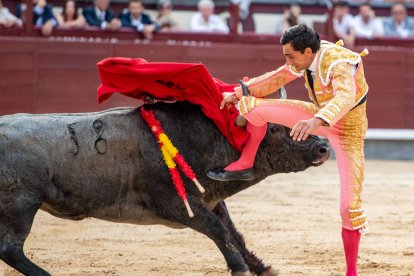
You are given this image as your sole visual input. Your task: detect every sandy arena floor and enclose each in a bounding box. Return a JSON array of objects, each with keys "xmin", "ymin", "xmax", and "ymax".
[{"xmin": 1, "ymin": 160, "xmax": 413, "ymax": 276}]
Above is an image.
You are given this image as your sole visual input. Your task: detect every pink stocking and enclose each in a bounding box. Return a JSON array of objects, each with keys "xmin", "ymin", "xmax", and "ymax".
[
  {"xmin": 342, "ymin": 227, "xmax": 361, "ymax": 276},
  {"xmin": 225, "ymin": 123, "xmax": 267, "ymax": 171}
]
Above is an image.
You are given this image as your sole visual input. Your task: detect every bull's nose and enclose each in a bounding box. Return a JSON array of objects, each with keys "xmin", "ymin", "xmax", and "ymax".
[
  {"xmin": 318, "ymin": 145, "xmax": 330, "ymax": 157},
  {"xmin": 312, "ymin": 143, "xmax": 330, "ymax": 165}
]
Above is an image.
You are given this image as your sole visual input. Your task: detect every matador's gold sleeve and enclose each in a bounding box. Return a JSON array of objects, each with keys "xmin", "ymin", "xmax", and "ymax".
[
  {"xmin": 314, "ymin": 62, "xmax": 356, "ymax": 126},
  {"xmin": 242, "ymin": 64, "xmax": 302, "ymax": 98}
]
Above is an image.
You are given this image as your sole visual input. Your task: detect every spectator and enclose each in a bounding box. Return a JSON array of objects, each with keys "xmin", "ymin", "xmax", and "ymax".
[
  {"xmin": 276, "ymin": 5, "xmax": 303, "ymax": 34},
  {"xmin": 190, "ymin": 0, "xmax": 229, "ymax": 33},
  {"xmin": 333, "ymin": 1, "xmax": 354, "ymax": 47},
  {"xmin": 350, "ymin": 2, "xmax": 383, "ymax": 39},
  {"xmin": 83, "ymin": 0, "xmax": 121, "ymax": 31},
  {"xmin": 15, "ymin": 1, "xmax": 25, "ymax": 22},
  {"xmin": 120, "ymin": 0, "xmax": 158, "ymax": 38},
  {"xmin": 156, "ymin": 0, "xmax": 178, "ymax": 31},
  {"xmin": 56, "ymin": 0, "xmax": 86, "ymax": 29},
  {"xmin": 32, "ymin": 0, "xmax": 58, "ymax": 36},
  {"xmin": 0, "ymin": 0, "xmax": 23, "ymax": 27},
  {"xmin": 383, "ymin": 3, "xmax": 414, "ymax": 38},
  {"xmin": 231, "ymin": 0, "xmax": 254, "ymax": 32}
]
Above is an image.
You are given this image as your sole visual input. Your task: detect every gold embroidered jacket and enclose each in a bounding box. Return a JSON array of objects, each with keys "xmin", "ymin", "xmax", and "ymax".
[{"xmin": 241, "ymin": 40, "xmax": 369, "ymax": 126}]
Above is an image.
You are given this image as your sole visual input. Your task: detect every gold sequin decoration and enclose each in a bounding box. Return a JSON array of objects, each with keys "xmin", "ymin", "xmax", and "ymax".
[
  {"xmin": 238, "ymin": 41, "xmax": 370, "ymax": 233},
  {"xmin": 319, "ymin": 41, "xmax": 361, "ymax": 85},
  {"xmin": 307, "ymin": 42, "xmax": 369, "ymax": 126},
  {"xmin": 247, "ymin": 64, "xmax": 300, "ymax": 98},
  {"xmin": 338, "ymin": 102, "xmax": 368, "ymax": 231}
]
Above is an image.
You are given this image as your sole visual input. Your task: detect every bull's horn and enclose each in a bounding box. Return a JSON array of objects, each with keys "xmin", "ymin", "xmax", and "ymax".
[
  {"xmin": 279, "ymin": 86, "xmax": 287, "ymax": 99},
  {"xmin": 239, "ymin": 80, "xmax": 250, "ymax": 96},
  {"xmin": 184, "ymin": 201, "xmax": 194, "ymax": 218},
  {"xmin": 193, "ymin": 179, "xmax": 205, "ymax": 193}
]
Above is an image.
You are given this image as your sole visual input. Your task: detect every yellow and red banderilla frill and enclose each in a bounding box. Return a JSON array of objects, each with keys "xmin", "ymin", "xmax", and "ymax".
[{"xmin": 140, "ymin": 108, "xmax": 205, "ymax": 217}]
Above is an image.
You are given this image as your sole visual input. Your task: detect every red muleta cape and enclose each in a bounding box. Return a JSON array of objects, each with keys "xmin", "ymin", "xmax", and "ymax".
[{"xmin": 97, "ymin": 57, "xmax": 248, "ymax": 152}]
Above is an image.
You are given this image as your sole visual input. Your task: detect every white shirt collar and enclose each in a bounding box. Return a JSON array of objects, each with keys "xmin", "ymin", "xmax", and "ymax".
[
  {"xmin": 95, "ymin": 7, "xmax": 105, "ymax": 16},
  {"xmin": 308, "ymin": 53, "xmax": 318, "ymax": 72}
]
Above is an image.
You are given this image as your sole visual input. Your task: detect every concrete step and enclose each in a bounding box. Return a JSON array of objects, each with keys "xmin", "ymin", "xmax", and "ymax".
[
  {"xmin": 364, "ymin": 129, "xmax": 414, "ymax": 160},
  {"xmin": 326, "ymin": 129, "xmax": 414, "ymax": 160}
]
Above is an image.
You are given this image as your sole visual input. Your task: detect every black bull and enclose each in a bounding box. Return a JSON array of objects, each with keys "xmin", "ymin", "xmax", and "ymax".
[{"xmin": 0, "ymin": 102, "xmax": 330, "ymax": 275}]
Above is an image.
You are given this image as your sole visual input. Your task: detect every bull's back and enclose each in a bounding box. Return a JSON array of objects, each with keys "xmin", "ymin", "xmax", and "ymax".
[
  {"xmin": 0, "ymin": 104, "xmax": 235, "ymax": 225},
  {"xmin": 0, "ymin": 103, "xmax": 237, "ymax": 224},
  {"xmin": 0, "ymin": 107, "xmax": 147, "ymax": 176},
  {"xmin": 0, "ymin": 108, "xmax": 156, "ymax": 219}
]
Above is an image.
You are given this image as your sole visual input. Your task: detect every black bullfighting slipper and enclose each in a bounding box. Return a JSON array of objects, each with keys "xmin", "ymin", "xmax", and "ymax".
[{"xmin": 207, "ymin": 168, "xmax": 255, "ymax": 181}]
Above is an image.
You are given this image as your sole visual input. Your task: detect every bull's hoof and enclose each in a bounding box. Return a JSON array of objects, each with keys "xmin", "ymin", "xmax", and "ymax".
[
  {"xmin": 231, "ymin": 271, "xmax": 252, "ymax": 276},
  {"xmin": 259, "ymin": 268, "xmax": 279, "ymax": 276}
]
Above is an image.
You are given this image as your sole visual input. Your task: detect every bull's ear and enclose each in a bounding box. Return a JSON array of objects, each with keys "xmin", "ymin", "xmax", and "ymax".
[{"xmin": 278, "ymin": 86, "xmax": 287, "ymax": 99}]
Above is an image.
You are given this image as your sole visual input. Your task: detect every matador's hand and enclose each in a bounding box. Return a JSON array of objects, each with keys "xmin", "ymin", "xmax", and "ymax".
[
  {"xmin": 290, "ymin": 117, "xmax": 324, "ymax": 141},
  {"xmin": 236, "ymin": 96, "xmax": 259, "ymax": 116},
  {"xmin": 219, "ymin": 85, "xmax": 246, "ymax": 109},
  {"xmin": 220, "ymin": 92, "xmax": 238, "ymax": 109}
]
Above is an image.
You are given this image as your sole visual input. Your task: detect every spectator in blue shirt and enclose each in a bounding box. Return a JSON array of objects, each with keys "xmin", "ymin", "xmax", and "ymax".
[
  {"xmin": 32, "ymin": 0, "xmax": 58, "ymax": 36},
  {"xmin": 383, "ymin": 3, "xmax": 414, "ymax": 38},
  {"xmin": 120, "ymin": 0, "xmax": 158, "ymax": 38}
]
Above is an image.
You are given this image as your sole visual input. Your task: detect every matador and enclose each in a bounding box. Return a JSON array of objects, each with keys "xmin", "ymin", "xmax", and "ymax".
[{"xmin": 207, "ymin": 24, "xmax": 368, "ymax": 276}]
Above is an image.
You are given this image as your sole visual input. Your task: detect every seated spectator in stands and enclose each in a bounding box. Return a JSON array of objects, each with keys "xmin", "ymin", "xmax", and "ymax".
[
  {"xmin": 276, "ymin": 4, "xmax": 303, "ymax": 34},
  {"xmin": 383, "ymin": 3, "xmax": 414, "ymax": 38},
  {"xmin": 156, "ymin": 0, "xmax": 178, "ymax": 31},
  {"xmin": 190, "ymin": 0, "xmax": 229, "ymax": 33},
  {"xmin": 333, "ymin": 1, "xmax": 354, "ymax": 47},
  {"xmin": 231, "ymin": 0, "xmax": 254, "ymax": 32},
  {"xmin": 15, "ymin": 1, "xmax": 25, "ymax": 22},
  {"xmin": 33, "ymin": 0, "xmax": 58, "ymax": 36},
  {"xmin": 56, "ymin": 0, "xmax": 86, "ymax": 29},
  {"xmin": 350, "ymin": 2, "xmax": 383, "ymax": 39},
  {"xmin": 120, "ymin": 0, "xmax": 158, "ymax": 38},
  {"xmin": 83, "ymin": 0, "xmax": 121, "ymax": 31},
  {"xmin": 0, "ymin": 0, "xmax": 23, "ymax": 28}
]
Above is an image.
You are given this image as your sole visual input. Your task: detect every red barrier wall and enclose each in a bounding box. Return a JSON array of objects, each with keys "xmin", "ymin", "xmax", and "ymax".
[{"xmin": 1, "ymin": 37, "xmax": 413, "ymax": 128}]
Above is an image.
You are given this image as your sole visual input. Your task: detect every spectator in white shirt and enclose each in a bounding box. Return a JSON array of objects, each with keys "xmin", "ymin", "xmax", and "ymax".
[
  {"xmin": 0, "ymin": 0, "xmax": 22, "ymax": 27},
  {"xmin": 190, "ymin": 0, "xmax": 229, "ymax": 33},
  {"xmin": 350, "ymin": 2, "xmax": 383, "ymax": 39},
  {"xmin": 0, "ymin": 0, "xmax": 22, "ymax": 28},
  {"xmin": 333, "ymin": 1, "xmax": 354, "ymax": 47},
  {"xmin": 383, "ymin": 3, "xmax": 414, "ymax": 38}
]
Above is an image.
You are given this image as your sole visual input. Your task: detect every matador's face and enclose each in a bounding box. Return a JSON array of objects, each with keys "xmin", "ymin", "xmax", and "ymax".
[{"xmin": 282, "ymin": 43, "xmax": 315, "ymax": 72}]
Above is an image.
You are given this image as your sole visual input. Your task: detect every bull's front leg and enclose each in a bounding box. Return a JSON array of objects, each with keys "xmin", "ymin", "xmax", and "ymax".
[
  {"xmin": 213, "ymin": 201, "xmax": 278, "ymax": 276},
  {"xmin": 153, "ymin": 193, "xmax": 251, "ymax": 275}
]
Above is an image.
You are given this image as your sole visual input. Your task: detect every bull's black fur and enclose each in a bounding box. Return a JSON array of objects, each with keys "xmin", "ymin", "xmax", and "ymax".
[{"xmin": 0, "ymin": 101, "xmax": 329, "ymax": 275}]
